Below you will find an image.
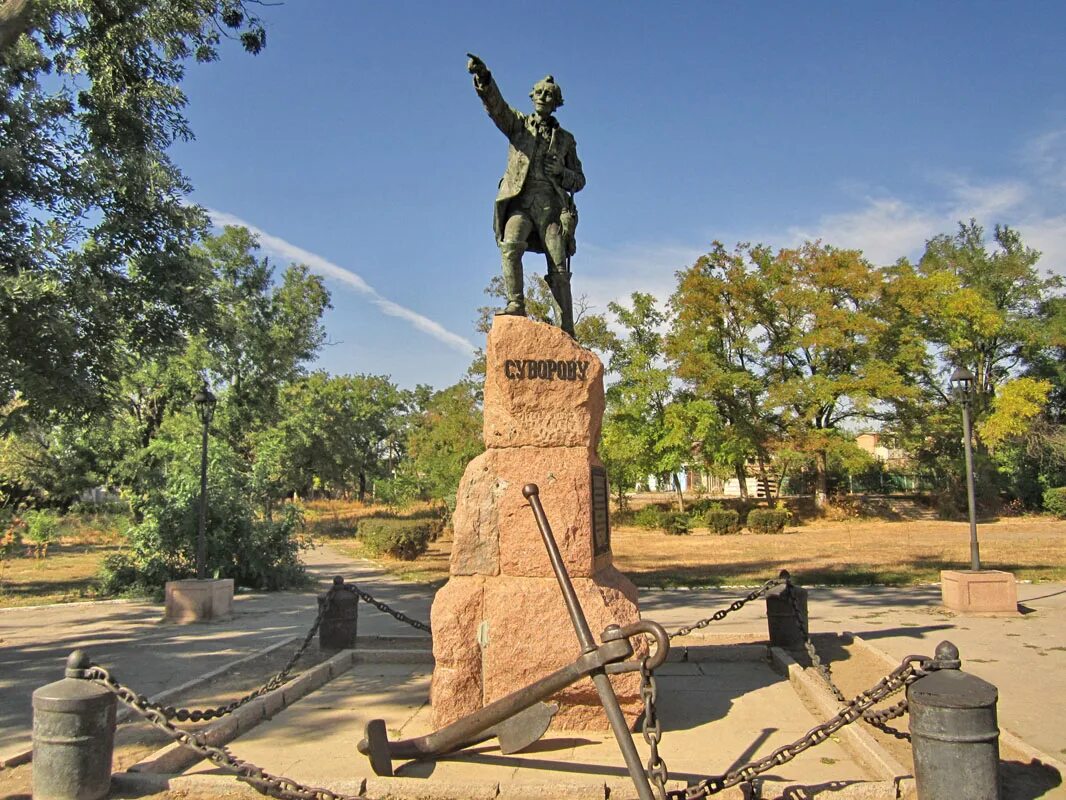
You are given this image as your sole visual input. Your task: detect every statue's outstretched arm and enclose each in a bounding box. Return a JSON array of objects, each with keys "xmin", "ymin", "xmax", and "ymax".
[{"xmin": 466, "ymin": 53, "xmax": 522, "ymax": 140}]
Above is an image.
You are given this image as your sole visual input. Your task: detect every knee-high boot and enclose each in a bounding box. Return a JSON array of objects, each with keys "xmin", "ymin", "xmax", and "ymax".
[
  {"xmin": 496, "ymin": 240, "xmax": 526, "ymax": 316},
  {"xmin": 546, "ymin": 270, "xmax": 575, "ymax": 337}
]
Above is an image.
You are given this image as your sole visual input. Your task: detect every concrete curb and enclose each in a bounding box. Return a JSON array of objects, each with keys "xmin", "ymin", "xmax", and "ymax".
[
  {"xmin": 128, "ymin": 647, "xmax": 357, "ymax": 774},
  {"xmin": 0, "ymin": 597, "xmax": 140, "ymax": 613},
  {"xmin": 769, "ymin": 644, "xmax": 908, "ymax": 781},
  {"xmin": 0, "ymin": 634, "xmax": 299, "ymax": 771}
]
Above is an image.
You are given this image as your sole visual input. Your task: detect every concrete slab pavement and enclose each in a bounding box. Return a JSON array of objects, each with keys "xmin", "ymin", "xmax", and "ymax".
[
  {"xmin": 0, "ymin": 543, "xmax": 431, "ymax": 758},
  {"xmin": 3, "ymin": 539, "xmax": 1065, "ymax": 793},
  {"xmin": 182, "ymin": 656, "xmax": 866, "ymax": 797}
]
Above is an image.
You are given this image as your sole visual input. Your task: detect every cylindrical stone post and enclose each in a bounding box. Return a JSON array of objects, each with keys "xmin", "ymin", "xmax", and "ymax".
[
  {"xmin": 765, "ymin": 570, "xmax": 807, "ymax": 648},
  {"xmin": 32, "ymin": 650, "xmax": 116, "ymax": 800},
  {"xmin": 319, "ymin": 576, "xmax": 358, "ymax": 650},
  {"xmin": 909, "ymin": 641, "xmax": 1001, "ymax": 800}
]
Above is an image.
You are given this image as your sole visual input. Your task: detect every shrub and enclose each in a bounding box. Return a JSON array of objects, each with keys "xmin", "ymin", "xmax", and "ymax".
[
  {"xmin": 99, "ymin": 423, "xmax": 309, "ymax": 597},
  {"xmin": 1, "ymin": 516, "xmax": 24, "ymax": 586},
  {"xmin": 746, "ymin": 507, "xmax": 790, "ymax": 534},
  {"xmin": 1044, "ymin": 487, "xmax": 1066, "ymax": 519},
  {"xmin": 359, "ymin": 518, "xmax": 432, "ymax": 560},
  {"xmin": 24, "ymin": 509, "xmax": 59, "ymax": 558},
  {"xmin": 633, "ymin": 507, "xmax": 664, "ymax": 530},
  {"xmin": 662, "ymin": 512, "xmax": 691, "ymax": 535},
  {"xmin": 705, "ymin": 505, "xmax": 741, "ymax": 535}
]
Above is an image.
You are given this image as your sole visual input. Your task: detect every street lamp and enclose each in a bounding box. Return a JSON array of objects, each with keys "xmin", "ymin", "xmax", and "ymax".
[
  {"xmin": 193, "ymin": 381, "xmax": 217, "ymax": 580},
  {"xmin": 950, "ymin": 366, "xmax": 981, "ymax": 572}
]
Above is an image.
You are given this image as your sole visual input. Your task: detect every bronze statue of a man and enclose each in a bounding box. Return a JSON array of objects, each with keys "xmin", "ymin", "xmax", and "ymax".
[{"xmin": 467, "ymin": 53, "xmax": 585, "ymax": 337}]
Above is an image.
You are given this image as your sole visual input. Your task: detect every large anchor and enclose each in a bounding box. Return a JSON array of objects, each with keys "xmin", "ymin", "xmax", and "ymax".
[{"xmin": 358, "ymin": 484, "xmax": 669, "ymax": 800}]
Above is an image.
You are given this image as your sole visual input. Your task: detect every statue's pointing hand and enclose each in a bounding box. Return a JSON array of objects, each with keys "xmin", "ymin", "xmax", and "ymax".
[{"xmin": 466, "ymin": 53, "xmax": 489, "ymax": 82}]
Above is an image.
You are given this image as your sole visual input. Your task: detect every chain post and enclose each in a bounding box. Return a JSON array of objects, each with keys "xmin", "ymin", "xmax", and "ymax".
[
  {"xmin": 319, "ymin": 576, "xmax": 359, "ymax": 650},
  {"xmin": 32, "ymin": 650, "xmax": 116, "ymax": 800}
]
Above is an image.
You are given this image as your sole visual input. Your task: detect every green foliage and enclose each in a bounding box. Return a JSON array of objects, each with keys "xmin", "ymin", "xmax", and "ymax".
[
  {"xmin": 23, "ymin": 508, "xmax": 58, "ymax": 557},
  {"xmin": 1043, "ymin": 487, "xmax": 1066, "ymax": 519},
  {"xmin": 358, "ymin": 518, "xmax": 432, "ymax": 561},
  {"xmin": 100, "ymin": 411, "xmax": 308, "ymax": 596},
  {"xmin": 633, "ymin": 506, "xmax": 664, "ymax": 529},
  {"xmin": 662, "ymin": 512, "xmax": 691, "ymax": 535},
  {"xmin": 746, "ymin": 507, "xmax": 790, "ymax": 534},
  {"xmin": 396, "ymin": 381, "xmax": 483, "ymax": 511},
  {"xmin": 0, "ymin": 1, "xmax": 269, "ymax": 426},
  {"xmin": 602, "ymin": 294, "xmax": 690, "ymax": 510},
  {"xmin": 705, "ymin": 505, "xmax": 741, "ymax": 535}
]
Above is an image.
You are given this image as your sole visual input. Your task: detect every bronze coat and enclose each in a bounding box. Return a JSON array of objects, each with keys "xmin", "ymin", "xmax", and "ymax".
[{"xmin": 474, "ymin": 75, "xmax": 585, "ymax": 255}]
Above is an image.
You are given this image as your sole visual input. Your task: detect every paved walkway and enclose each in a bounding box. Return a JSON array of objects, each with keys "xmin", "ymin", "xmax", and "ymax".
[
  {"xmin": 0, "ymin": 543, "xmax": 432, "ymax": 757},
  {"xmin": 2, "ymin": 546, "xmax": 1065, "ymax": 777}
]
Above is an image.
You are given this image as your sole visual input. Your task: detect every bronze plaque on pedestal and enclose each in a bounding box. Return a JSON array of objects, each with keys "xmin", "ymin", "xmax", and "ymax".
[{"xmin": 591, "ymin": 466, "xmax": 610, "ymax": 556}]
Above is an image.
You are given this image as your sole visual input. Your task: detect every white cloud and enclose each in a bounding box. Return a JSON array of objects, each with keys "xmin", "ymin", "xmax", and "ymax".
[
  {"xmin": 208, "ymin": 210, "xmax": 477, "ymax": 355},
  {"xmin": 578, "ymin": 241, "xmax": 703, "ymax": 317},
  {"xmin": 1025, "ymin": 128, "xmax": 1066, "ymax": 190}
]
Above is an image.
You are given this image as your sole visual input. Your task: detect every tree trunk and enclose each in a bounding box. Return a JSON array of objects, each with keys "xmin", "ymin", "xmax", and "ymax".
[
  {"xmin": 672, "ymin": 473, "xmax": 685, "ymax": 512},
  {"xmin": 814, "ymin": 450, "xmax": 828, "ymax": 509},
  {"xmin": 756, "ymin": 455, "xmax": 771, "ymax": 501},
  {"xmin": 358, "ymin": 471, "xmax": 367, "ymax": 502},
  {"xmin": 734, "ymin": 462, "xmax": 749, "ymax": 499},
  {"xmin": 0, "ymin": 0, "xmax": 32, "ymax": 53}
]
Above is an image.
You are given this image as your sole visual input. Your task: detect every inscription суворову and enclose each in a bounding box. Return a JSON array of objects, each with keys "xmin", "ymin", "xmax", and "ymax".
[{"xmin": 504, "ymin": 359, "xmax": 589, "ymax": 382}]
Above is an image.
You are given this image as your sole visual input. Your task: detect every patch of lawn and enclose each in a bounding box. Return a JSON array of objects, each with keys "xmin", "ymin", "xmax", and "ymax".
[{"xmin": 0, "ymin": 513, "xmax": 129, "ymax": 608}]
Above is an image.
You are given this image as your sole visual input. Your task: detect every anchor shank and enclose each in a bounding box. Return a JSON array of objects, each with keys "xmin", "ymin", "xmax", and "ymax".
[{"xmin": 523, "ymin": 484, "xmax": 597, "ymax": 653}]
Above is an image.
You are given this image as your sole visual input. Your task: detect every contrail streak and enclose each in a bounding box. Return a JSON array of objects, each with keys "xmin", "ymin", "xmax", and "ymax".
[{"xmin": 208, "ymin": 209, "xmax": 476, "ymax": 355}]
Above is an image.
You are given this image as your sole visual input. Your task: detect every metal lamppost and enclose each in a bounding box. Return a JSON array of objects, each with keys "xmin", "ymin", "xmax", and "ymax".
[
  {"xmin": 950, "ymin": 367, "xmax": 981, "ymax": 572},
  {"xmin": 193, "ymin": 382, "xmax": 217, "ymax": 580}
]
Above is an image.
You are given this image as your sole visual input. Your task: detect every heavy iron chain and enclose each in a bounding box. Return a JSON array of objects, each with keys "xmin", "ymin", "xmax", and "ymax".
[
  {"xmin": 640, "ymin": 660, "xmax": 670, "ymax": 799},
  {"xmin": 79, "ymin": 661, "xmax": 359, "ymax": 800},
  {"xmin": 783, "ymin": 579, "xmax": 847, "ymax": 703},
  {"xmin": 668, "ymin": 577, "xmax": 786, "ymax": 640},
  {"xmin": 335, "ymin": 582, "xmax": 431, "ymax": 633},
  {"xmin": 657, "ymin": 654, "xmax": 933, "ymax": 798},
  {"xmin": 119, "ymin": 586, "xmax": 336, "ymax": 724}
]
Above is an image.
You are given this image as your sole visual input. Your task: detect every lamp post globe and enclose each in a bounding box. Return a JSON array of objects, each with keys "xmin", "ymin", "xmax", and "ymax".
[
  {"xmin": 950, "ymin": 367, "xmax": 980, "ymax": 571},
  {"xmin": 193, "ymin": 382, "xmax": 216, "ymax": 579}
]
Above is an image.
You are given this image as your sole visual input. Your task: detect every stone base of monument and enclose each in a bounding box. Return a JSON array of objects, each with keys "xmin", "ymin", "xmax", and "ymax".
[
  {"xmin": 430, "ymin": 315, "xmax": 643, "ymax": 731},
  {"xmin": 164, "ymin": 578, "xmax": 234, "ymax": 623},
  {"xmin": 940, "ymin": 569, "xmax": 1019, "ymax": 615},
  {"xmin": 431, "ymin": 569, "xmax": 643, "ymax": 731}
]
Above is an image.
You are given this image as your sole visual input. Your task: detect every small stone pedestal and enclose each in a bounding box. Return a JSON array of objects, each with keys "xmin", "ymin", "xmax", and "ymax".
[
  {"xmin": 941, "ymin": 570, "xmax": 1018, "ymax": 614},
  {"xmin": 164, "ymin": 578, "xmax": 234, "ymax": 623},
  {"xmin": 430, "ymin": 316, "xmax": 643, "ymax": 731}
]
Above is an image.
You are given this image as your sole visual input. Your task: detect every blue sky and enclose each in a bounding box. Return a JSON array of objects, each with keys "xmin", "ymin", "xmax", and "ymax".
[{"xmin": 174, "ymin": 1, "xmax": 1066, "ymax": 390}]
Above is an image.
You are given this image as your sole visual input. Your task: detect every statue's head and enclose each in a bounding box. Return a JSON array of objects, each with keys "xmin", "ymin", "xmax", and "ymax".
[{"xmin": 529, "ymin": 75, "xmax": 564, "ymax": 115}]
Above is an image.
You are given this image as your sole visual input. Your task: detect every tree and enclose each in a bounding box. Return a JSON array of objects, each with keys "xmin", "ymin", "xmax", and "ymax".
[
  {"xmin": 888, "ymin": 222, "xmax": 1063, "ymax": 507},
  {"xmin": 601, "ymin": 293, "xmax": 689, "ymax": 510},
  {"xmin": 194, "ymin": 226, "xmax": 331, "ymax": 458},
  {"xmin": 1, "ymin": 1, "xmax": 267, "ymax": 426},
  {"xmin": 668, "ymin": 243, "xmax": 778, "ymax": 498},
  {"xmin": 396, "ymin": 381, "xmax": 483, "ymax": 513},
  {"xmin": 750, "ymin": 243, "xmax": 917, "ymax": 507},
  {"xmin": 256, "ymin": 372, "xmax": 407, "ymax": 504}
]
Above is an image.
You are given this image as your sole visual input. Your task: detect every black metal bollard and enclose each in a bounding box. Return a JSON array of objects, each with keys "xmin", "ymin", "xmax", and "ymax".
[
  {"xmin": 909, "ymin": 641, "xmax": 1001, "ymax": 800},
  {"xmin": 765, "ymin": 570, "xmax": 807, "ymax": 648},
  {"xmin": 32, "ymin": 650, "xmax": 116, "ymax": 800},
  {"xmin": 319, "ymin": 575, "xmax": 358, "ymax": 650}
]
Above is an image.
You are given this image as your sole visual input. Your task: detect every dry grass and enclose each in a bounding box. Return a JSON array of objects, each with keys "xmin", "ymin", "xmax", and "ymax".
[
  {"xmin": 612, "ymin": 515, "xmax": 1066, "ymax": 586},
  {"xmin": 0, "ymin": 514, "xmax": 127, "ymax": 608},
  {"xmin": 312, "ymin": 501, "xmax": 1066, "ymax": 588}
]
